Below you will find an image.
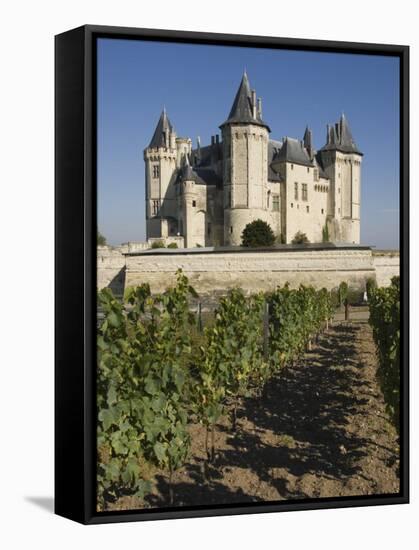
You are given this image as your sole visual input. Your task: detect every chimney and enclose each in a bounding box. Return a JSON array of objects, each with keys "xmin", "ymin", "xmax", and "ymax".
[
  {"xmin": 211, "ymin": 135, "xmax": 215, "ymax": 146},
  {"xmin": 216, "ymin": 134, "xmax": 219, "ymax": 144},
  {"xmin": 165, "ymin": 128, "xmax": 169, "ymax": 148},
  {"xmin": 197, "ymin": 136, "xmax": 201, "ymax": 164},
  {"xmin": 251, "ymin": 89, "xmax": 257, "ymax": 118},
  {"xmin": 257, "ymin": 97, "xmax": 262, "ymax": 118}
]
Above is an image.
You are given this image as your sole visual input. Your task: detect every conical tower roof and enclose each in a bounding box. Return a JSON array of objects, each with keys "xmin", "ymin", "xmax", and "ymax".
[
  {"xmin": 220, "ymin": 72, "xmax": 270, "ymax": 131},
  {"xmin": 148, "ymin": 108, "xmax": 174, "ymax": 148},
  {"xmin": 320, "ymin": 113, "xmax": 362, "ymax": 155}
]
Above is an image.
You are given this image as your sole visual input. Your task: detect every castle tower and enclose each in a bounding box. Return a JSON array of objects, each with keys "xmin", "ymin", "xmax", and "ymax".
[
  {"xmin": 219, "ymin": 72, "xmax": 271, "ymax": 245},
  {"xmin": 144, "ymin": 108, "xmax": 178, "ymax": 240},
  {"xmin": 178, "ymin": 154, "xmax": 202, "ymax": 248},
  {"xmin": 318, "ymin": 114, "xmax": 363, "ymax": 243}
]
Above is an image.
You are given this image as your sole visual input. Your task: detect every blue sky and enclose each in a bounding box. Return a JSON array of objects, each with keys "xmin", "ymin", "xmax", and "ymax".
[{"xmin": 97, "ymin": 38, "xmax": 400, "ymax": 249}]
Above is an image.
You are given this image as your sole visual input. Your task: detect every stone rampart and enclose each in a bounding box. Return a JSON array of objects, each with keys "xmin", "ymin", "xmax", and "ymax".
[{"xmin": 99, "ymin": 246, "xmax": 400, "ymax": 295}]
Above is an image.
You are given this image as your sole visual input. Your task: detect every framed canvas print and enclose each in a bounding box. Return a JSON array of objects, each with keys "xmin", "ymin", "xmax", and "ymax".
[{"xmin": 55, "ymin": 25, "xmax": 409, "ymax": 524}]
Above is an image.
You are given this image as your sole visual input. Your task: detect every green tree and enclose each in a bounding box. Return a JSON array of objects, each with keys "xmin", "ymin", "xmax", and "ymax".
[
  {"xmin": 241, "ymin": 219, "xmax": 275, "ymax": 248},
  {"xmin": 292, "ymin": 231, "xmax": 310, "ymax": 244},
  {"xmin": 338, "ymin": 281, "xmax": 348, "ymax": 306},
  {"xmin": 97, "ymin": 230, "xmax": 107, "ymax": 246}
]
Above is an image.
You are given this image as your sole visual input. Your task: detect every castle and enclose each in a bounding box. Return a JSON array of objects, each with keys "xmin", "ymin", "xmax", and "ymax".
[{"xmin": 144, "ymin": 72, "xmax": 362, "ymax": 248}]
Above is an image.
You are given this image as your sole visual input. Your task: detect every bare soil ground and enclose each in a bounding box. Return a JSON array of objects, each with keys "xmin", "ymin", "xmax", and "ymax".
[{"xmin": 109, "ymin": 321, "xmax": 400, "ymax": 511}]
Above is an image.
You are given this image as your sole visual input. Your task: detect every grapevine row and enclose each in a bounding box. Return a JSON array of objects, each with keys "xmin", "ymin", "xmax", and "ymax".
[
  {"xmin": 368, "ymin": 276, "xmax": 400, "ymax": 432},
  {"xmin": 96, "ymin": 270, "xmax": 334, "ymax": 508}
]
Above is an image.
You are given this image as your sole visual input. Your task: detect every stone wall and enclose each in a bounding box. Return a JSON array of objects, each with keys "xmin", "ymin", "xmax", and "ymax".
[
  {"xmin": 120, "ymin": 246, "xmax": 399, "ymax": 295},
  {"xmin": 97, "ymin": 245, "xmax": 400, "ymax": 296},
  {"xmin": 372, "ymin": 250, "xmax": 400, "ymax": 286},
  {"xmin": 97, "ymin": 246, "xmax": 125, "ymax": 293}
]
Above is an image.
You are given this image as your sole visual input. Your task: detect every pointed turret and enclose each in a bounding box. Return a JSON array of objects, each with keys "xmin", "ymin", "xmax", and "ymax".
[
  {"xmin": 321, "ymin": 114, "xmax": 362, "ymax": 155},
  {"xmin": 148, "ymin": 108, "xmax": 174, "ymax": 148},
  {"xmin": 303, "ymin": 126, "xmax": 313, "ymax": 159},
  {"xmin": 220, "ymin": 72, "xmax": 270, "ymax": 131}
]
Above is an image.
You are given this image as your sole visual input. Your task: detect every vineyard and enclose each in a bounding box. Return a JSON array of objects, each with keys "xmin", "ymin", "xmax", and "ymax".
[
  {"xmin": 97, "ymin": 271, "xmax": 400, "ymax": 510},
  {"xmin": 368, "ymin": 276, "xmax": 400, "ymax": 431}
]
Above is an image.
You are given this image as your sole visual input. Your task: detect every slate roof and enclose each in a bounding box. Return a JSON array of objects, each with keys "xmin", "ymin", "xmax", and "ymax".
[
  {"xmin": 272, "ymin": 137, "xmax": 314, "ymax": 167},
  {"xmin": 319, "ymin": 114, "xmax": 363, "ymax": 155},
  {"xmin": 148, "ymin": 108, "xmax": 173, "ymax": 148},
  {"xmin": 191, "ymin": 143, "xmax": 223, "ymax": 167},
  {"xmin": 195, "ymin": 168, "xmax": 222, "ymax": 186},
  {"xmin": 220, "ymin": 72, "xmax": 270, "ymax": 131},
  {"xmin": 178, "ymin": 154, "xmax": 222, "ymax": 186},
  {"xmin": 313, "ymin": 154, "xmax": 330, "ymax": 180},
  {"xmin": 268, "ymin": 139, "xmax": 284, "ymax": 182}
]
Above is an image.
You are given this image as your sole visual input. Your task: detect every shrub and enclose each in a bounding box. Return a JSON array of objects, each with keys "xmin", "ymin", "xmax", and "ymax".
[
  {"xmin": 241, "ymin": 219, "xmax": 275, "ymax": 247},
  {"xmin": 292, "ymin": 231, "xmax": 309, "ymax": 244},
  {"xmin": 366, "ymin": 277, "xmax": 377, "ymax": 298},
  {"xmin": 167, "ymin": 242, "xmax": 178, "ymax": 249},
  {"xmin": 151, "ymin": 240, "xmax": 165, "ymax": 249}
]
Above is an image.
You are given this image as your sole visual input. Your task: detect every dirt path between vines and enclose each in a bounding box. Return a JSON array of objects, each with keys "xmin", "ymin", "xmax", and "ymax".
[{"xmin": 111, "ymin": 321, "xmax": 400, "ymax": 511}]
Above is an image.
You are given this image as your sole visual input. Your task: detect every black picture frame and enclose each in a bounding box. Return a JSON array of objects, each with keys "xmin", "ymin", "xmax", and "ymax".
[{"xmin": 55, "ymin": 24, "xmax": 409, "ymax": 525}]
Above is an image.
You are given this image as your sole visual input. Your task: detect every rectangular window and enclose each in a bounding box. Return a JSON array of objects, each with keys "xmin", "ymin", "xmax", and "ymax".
[
  {"xmin": 192, "ymin": 200, "xmax": 196, "ymax": 207},
  {"xmin": 152, "ymin": 199, "xmax": 160, "ymax": 215},
  {"xmin": 314, "ymin": 168, "xmax": 319, "ymax": 181},
  {"xmin": 302, "ymin": 183, "xmax": 308, "ymax": 201},
  {"xmin": 153, "ymin": 165, "xmax": 159, "ymax": 178},
  {"xmin": 306, "ymin": 205, "xmax": 310, "ymax": 213},
  {"xmin": 294, "ymin": 182, "xmax": 298, "ymax": 200},
  {"xmin": 273, "ymin": 195, "xmax": 280, "ymax": 212},
  {"xmin": 321, "ymin": 208, "xmax": 324, "ymax": 214}
]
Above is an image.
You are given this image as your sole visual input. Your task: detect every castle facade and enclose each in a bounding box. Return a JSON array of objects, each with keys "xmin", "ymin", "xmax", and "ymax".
[{"xmin": 144, "ymin": 72, "xmax": 362, "ymax": 247}]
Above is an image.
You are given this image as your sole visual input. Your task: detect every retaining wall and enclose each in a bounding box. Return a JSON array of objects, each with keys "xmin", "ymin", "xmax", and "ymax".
[{"xmin": 96, "ymin": 246, "xmax": 400, "ymax": 295}]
